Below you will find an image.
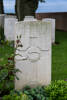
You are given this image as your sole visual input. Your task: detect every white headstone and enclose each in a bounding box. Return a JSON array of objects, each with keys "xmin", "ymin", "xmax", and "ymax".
[
  {"xmin": 24, "ymin": 16, "xmax": 37, "ymax": 21},
  {"xmin": 5, "ymin": 15, "xmax": 17, "ymax": 18},
  {"xmin": 4, "ymin": 16, "xmax": 18, "ymax": 41},
  {"xmin": 15, "ymin": 20, "xmax": 52, "ymax": 89},
  {"xmin": 0, "ymin": 14, "xmax": 5, "ymax": 28},
  {"xmin": 42, "ymin": 18, "xmax": 55, "ymax": 43}
]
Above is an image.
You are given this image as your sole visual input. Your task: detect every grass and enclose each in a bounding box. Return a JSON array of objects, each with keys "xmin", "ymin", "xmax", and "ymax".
[
  {"xmin": 0, "ymin": 30, "xmax": 67, "ymax": 81},
  {"xmin": 52, "ymin": 30, "xmax": 67, "ymax": 80}
]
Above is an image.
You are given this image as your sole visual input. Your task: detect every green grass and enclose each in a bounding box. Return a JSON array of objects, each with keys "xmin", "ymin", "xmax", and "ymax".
[
  {"xmin": 52, "ymin": 30, "xmax": 67, "ymax": 80},
  {"xmin": 0, "ymin": 30, "xmax": 67, "ymax": 81}
]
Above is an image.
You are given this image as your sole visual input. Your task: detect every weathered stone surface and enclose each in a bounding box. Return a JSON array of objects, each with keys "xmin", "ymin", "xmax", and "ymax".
[
  {"xmin": 15, "ymin": 20, "xmax": 52, "ymax": 89},
  {"xmin": 0, "ymin": 14, "xmax": 5, "ymax": 28},
  {"xmin": 5, "ymin": 15, "xmax": 17, "ymax": 18},
  {"xmin": 24, "ymin": 16, "xmax": 37, "ymax": 21},
  {"xmin": 42, "ymin": 18, "xmax": 55, "ymax": 43},
  {"xmin": 4, "ymin": 16, "xmax": 18, "ymax": 40}
]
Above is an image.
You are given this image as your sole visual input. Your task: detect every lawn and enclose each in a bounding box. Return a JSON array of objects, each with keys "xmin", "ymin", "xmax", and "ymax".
[
  {"xmin": 0, "ymin": 30, "xmax": 67, "ymax": 81},
  {"xmin": 52, "ymin": 30, "xmax": 67, "ymax": 80}
]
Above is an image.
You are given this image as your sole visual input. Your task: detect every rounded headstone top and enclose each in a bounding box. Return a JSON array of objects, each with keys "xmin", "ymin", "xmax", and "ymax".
[
  {"xmin": 25, "ymin": 16, "xmax": 34, "ymax": 19},
  {"xmin": 5, "ymin": 15, "xmax": 17, "ymax": 19},
  {"xmin": 24, "ymin": 16, "xmax": 37, "ymax": 21},
  {"xmin": 0, "ymin": 14, "xmax": 5, "ymax": 16},
  {"xmin": 42, "ymin": 18, "xmax": 55, "ymax": 22}
]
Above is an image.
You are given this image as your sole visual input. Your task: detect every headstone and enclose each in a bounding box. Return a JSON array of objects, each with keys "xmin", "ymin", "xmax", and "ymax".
[
  {"xmin": 5, "ymin": 15, "xmax": 17, "ymax": 18},
  {"xmin": 4, "ymin": 15, "xmax": 18, "ymax": 41},
  {"xmin": 24, "ymin": 16, "xmax": 37, "ymax": 21},
  {"xmin": 0, "ymin": 14, "xmax": 5, "ymax": 28},
  {"xmin": 42, "ymin": 18, "xmax": 55, "ymax": 43},
  {"xmin": 15, "ymin": 19, "xmax": 52, "ymax": 89}
]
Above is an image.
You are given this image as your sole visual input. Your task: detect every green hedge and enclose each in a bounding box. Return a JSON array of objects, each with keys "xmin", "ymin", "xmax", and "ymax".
[
  {"xmin": 45, "ymin": 80, "xmax": 67, "ymax": 100},
  {"xmin": 0, "ymin": 54, "xmax": 19, "ymax": 97},
  {"xmin": 2, "ymin": 90, "xmax": 29, "ymax": 100},
  {"xmin": 2, "ymin": 80, "xmax": 67, "ymax": 100}
]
